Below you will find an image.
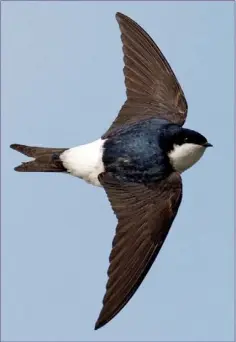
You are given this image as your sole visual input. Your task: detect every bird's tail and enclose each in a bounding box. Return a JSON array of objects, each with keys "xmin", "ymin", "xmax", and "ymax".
[{"xmin": 10, "ymin": 144, "xmax": 68, "ymax": 172}]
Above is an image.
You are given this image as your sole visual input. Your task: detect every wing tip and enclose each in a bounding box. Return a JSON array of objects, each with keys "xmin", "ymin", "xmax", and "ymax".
[
  {"xmin": 116, "ymin": 12, "xmax": 128, "ymax": 23},
  {"xmin": 94, "ymin": 308, "xmax": 112, "ymax": 330},
  {"xmin": 115, "ymin": 12, "xmax": 123, "ymax": 19},
  {"xmin": 94, "ymin": 318, "xmax": 106, "ymax": 331}
]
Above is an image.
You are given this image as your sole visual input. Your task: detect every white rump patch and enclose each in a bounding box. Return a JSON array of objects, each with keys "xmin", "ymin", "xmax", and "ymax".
[
  {"xmin": 60, "ymin": 138, "xmax": 106, "ymax": 187},
  {"xmin": 168, "ymin": 143, "xmax": 206, "ymax": 173}
]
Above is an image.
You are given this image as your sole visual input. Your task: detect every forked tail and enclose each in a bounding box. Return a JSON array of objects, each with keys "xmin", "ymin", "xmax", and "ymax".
[{"xmin": 10, "ymin": 144, "xmax": 68, "ymax": 172}]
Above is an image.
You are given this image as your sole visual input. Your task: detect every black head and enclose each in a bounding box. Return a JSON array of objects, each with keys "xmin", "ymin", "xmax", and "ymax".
[
  {"xmin": 160, "ymin": 125, "xmax": 212, "ymax": 152},
  {"xmin": 158, "ymin": 125, "xmax": 212, "ymax": 173},
  {"xmin": 177, "ymin": 128, "xmax": 212, "ymax": 147}
]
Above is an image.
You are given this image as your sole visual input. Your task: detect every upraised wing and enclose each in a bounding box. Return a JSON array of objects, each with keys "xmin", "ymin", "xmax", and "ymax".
[{"xmin": 102, "ymin": 13, "xmax": 188, "ymax": 138}]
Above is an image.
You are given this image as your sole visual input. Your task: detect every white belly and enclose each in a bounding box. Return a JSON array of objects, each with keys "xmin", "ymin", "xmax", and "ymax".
[
  {"xmin": 60, "ymin": 138, "xmax": 106, "ymax": 186},
  {"xmin": 168, "ymin": 143, "xmax": 206, "ymax": 173}
]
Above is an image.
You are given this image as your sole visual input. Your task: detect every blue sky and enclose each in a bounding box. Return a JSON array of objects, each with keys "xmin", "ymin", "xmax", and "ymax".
[{"xmin": 2, "ymin": 1, "xmax": 234, "ymax": 341}]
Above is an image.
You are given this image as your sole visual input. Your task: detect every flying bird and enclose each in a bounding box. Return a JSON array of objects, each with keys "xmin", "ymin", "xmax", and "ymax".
[{"xmin": 10, "ymin": 12, "xmax": 212, "ymax": 330}]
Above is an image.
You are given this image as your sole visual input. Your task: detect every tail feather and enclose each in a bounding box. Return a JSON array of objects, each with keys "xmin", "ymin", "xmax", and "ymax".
[{"xmin": 10, "ymin": 144, "xmax": 68, "ymax": 172}]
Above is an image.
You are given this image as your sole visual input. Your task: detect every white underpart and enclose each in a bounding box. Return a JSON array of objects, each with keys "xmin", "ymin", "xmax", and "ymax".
[
  {"xmin": 168, "ymin": 143, "xmax": 206, "ymax": 173},
  {"xmin": 60, "ymin": 138, "xmax": 106, "ymax": 187}
]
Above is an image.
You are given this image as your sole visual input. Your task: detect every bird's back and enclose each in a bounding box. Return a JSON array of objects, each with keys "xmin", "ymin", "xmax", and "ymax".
[{"xmin": 103, "ymin": 118, "xmax": 174, "ymax": 183}]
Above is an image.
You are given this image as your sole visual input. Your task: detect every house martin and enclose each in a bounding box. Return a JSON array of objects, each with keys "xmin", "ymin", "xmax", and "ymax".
[{"xmin": 10, "ymin": 12, "xmax": 212, "ymax": 330}]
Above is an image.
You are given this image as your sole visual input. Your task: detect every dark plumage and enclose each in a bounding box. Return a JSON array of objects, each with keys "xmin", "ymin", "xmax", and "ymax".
[
  {"xmin": 103, "ymin": 118, "xmax": 174, "ymax": 183},
  {"xmin": 96, "ymin": 171, "xmax": 182, "ymax": 330},
  {"xmin": 10, "ymin": 12, "xmax": 212, "ymax": 331},
  {"xmin": 103, "ymin": 118, "xmax": 209, "ymax": 184},
  {"xmin": 10, "ymin": 144, "xmax": 67, "ymax": 172}
]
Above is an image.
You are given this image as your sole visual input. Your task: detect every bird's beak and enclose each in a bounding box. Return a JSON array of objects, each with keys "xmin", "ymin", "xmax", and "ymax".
[{"xmin": 203, "ymin": 142, "xmax": 213, "ymax": 148}]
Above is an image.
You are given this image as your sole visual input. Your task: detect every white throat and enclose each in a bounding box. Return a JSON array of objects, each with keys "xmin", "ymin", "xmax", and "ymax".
[{"xmin": 168, "ymin": 143, "xmax": 206, "ymax": 173}]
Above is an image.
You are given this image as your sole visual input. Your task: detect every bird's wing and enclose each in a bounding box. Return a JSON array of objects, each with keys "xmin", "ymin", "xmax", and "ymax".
[
  {"xmin": 95, "ymin": 172, "xmax": 182, "ymax": 329},
  {"xmin": 102, "ymin": 12, "xmax": 188, "ymax": 139}
]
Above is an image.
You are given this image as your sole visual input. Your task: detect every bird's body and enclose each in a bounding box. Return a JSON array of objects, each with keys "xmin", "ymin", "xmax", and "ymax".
[
  {"xmin": 10, "ymin": 12, "xmax": 212, "ymax": 330},
  {"xmin": 102, "ymin": 118, "xmax": 172, "ymax": 183},
  {"xmin": 61, "ymin": 118, "xmax": 173, "ymax": 186},
  {"xmin": 58, "ymin": 117, "xmax": 208, "ymax": 186}
]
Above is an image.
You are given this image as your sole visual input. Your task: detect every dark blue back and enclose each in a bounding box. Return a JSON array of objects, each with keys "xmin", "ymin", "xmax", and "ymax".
[{"xmin": 103, "ymin": 118, "xmax": 177, "ymax": 183}]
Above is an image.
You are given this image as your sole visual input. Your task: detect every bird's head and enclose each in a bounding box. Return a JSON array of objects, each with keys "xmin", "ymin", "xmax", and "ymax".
[{"xmin": 160, "ymin": 125, "xmax": 212, "ymax": 173}]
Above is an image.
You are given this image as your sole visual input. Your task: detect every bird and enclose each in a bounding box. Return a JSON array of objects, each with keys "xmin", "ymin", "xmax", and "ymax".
[{"xmin": 10, "ymin": 12, "xmax": 212, "ymax": 330}]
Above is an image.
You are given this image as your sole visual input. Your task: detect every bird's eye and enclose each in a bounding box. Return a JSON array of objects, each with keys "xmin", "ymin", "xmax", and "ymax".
[{"xmin": 184, "ymin": 137, "xmax": 188, "ymax": 142}]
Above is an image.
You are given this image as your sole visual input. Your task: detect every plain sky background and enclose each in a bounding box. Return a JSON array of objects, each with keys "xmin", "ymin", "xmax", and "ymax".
[{"xmin": 2, "ymin": 1, "xmax": 234, "ymax": 341}]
